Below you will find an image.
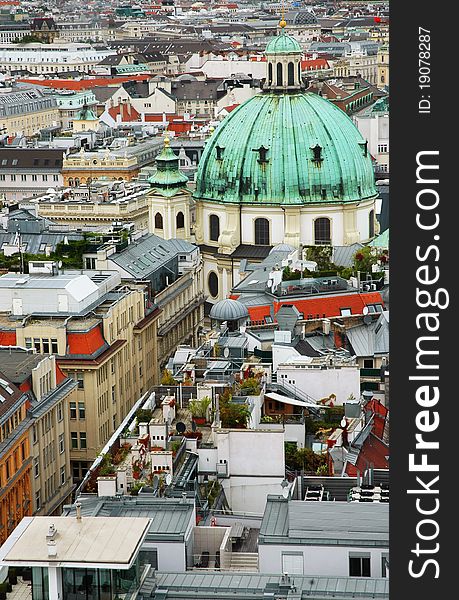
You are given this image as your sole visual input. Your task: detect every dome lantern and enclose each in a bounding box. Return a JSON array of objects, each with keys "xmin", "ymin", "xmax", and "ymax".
[
  {"xmin": 264, "ymin": 17, "xmax": 303, "ymax": 91},
  {"xmin": 148, "ymin": 137, "xmax": 188, "ymax": 197}
]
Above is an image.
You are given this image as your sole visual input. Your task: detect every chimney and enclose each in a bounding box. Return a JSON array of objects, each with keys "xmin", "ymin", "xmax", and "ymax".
[{"xmin": 75, "ymin": 501, "xmax": 82, "ymax": 521}]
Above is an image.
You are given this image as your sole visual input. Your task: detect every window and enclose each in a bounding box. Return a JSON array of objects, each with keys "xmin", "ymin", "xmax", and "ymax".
[
  {"xmin": 369, "ymin": 209, "xmax": 375, "ymax": 238},
  {"xmin": 70, "ymin": 402, "xmax": 77, "ymax": 419},
  {"xmin": 154, "ymin": 212, "xmax": 163, "ymax": 229},
  {"xmin": 35, "ymin": 490, "xmax": 41, "ymax": 511},
  {"xmin": 314, "ymin": 218, "xmax": 331, "ymax": 245},
  {"xmin": 254, "ymin": 218, "xmax": 270, "ymax": 245},
  {"xmin": 42, "ymin": 338, "xmax": 50, "ymax": 353},
  {"xmin": 34, "ymin": 458, "xmax": 40, "ymax": 478},
  {"xmin": 349, "ymin": 554, "xmax": 371, "ymax": 577},
  {"xmin": 59, "ymin": 433, "xmax": 65, "ymax": 454},
  {"xmin": 76, "ymin": 374, "xmax": 84, "ymax": 389},
  {"xmin": 209, "ymin": 214, "xmax": 220, "ymax": 242},
  {"xmin": 57, "ymin": 402, "xmax": 63, "ymax": 422},
  {"xmin": 79, "ymin": 432, "xmax": 87, "ymax": 449},
  {"xmin": 71, "ymin": 432, "xmax": 78, "ymax": 449},
  {"xmin": 34, "ymin": 338, "xmax": 41, "ymax": 352},
  {"xmin": 51, "ymin": 339, "xmax": 58, "ymax": 354},
  {"xmin": 112, "ymin": 385, "xmax": 116, "ymax": 403},
  {"xmin": 277, "ymin": 62, "xmax": 283, "ymax": 86},
  {"xmin": 176, "ymin": 211, "xmax": 185, "ymax": 229},
  {"xmin": 78, "ymin": 402, "xmax": 85, "ymax": 419},
  {"xmin": 340, "ymin": 308, "xmax": 352, "ymax": 317},
  {"xmin": 60, "ymin": 466, "xmax": 66, "ymax": 485},
  {"xmin": 25, "ymin": 337, "xmax": 32, "ymax": 349},
  {"xmin": 288, "ymin": 62, "xmax": 295, "ymax": 86},
  {"xmin": 208, "ymin": 272, "xmax": 219, "ymax": 298},
  {"xmin": 32, "ymin": 424, "xmax": 37, "ymax": 444},
  {"xmin": 378, "ymin": 144, "xmax": 388, "ymax": 153},
  {"xmin": 381, "ymin": 554, "xmax": 389, "ymax": 578},
  {"xmin": 363, "ymin": 358, "xmax": 374, "ymax": 369}
]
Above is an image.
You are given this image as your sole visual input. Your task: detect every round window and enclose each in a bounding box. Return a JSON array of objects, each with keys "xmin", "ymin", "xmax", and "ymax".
[{"xmin": 208, "ymin": 272, "xmax": 219, "ymax": 298}]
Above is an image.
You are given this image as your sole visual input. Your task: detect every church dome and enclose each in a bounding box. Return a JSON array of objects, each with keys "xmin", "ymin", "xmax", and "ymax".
[
  {"xmin": 293, "ymin": 10, "xmax": 318, "ymax": 26},
  {"xmin": 265, "ymin": 32, "xmax": 302, "ymax": 55},
  {"xmin": 209, "ymin": 299, "xmax": 249, "ymax": 322},
  {"xmin": 194, "ymin": 91, "xmax": 377, "ymax": 206}
]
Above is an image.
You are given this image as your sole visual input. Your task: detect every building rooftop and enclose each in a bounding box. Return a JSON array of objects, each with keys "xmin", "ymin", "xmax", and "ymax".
[
  {"xmin": 63, "ymin": 497, "xmax": 195, "ymax": 542},
  {"xmin": 142, "ymin": 572, "xmax": 389, "ymax": 599},
  {"xmin": 0, "ymin": 516, "xmax": 150, "ymax": 567},
  {"xmin": 259, "ymin": 496, "xmax": 388, "ymax": 547}
]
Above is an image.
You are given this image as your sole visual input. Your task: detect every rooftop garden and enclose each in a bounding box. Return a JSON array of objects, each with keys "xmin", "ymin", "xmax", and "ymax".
[{"xmin": 281, "ymin": 245, "xmax": 388, "ymax": 282}]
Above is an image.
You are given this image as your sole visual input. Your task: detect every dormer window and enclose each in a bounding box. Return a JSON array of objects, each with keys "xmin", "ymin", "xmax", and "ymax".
[
  {"xmin": 311, "ymin": 144, "xmax": 323, "ymax": 164},
  {"xmin": 359, "ymin": 140, "xmax": 368, "ymax": 157},
  {"xmin": 253, "ymin": 145, "xmax": 269, "ymax": 163},
  {"xmin": 216, "ymin": 145, "xmax": 225, "ymax": 160}
]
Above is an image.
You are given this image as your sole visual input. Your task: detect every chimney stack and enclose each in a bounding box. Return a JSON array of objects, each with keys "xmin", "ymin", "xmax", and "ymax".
[{"xmin": 75, "ymin": 501, "xmax": 82, "ymax": 521}]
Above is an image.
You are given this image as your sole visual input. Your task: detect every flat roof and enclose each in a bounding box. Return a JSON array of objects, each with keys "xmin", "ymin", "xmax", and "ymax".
[
  {"xmin": 144, "ymin": 572, "xmax": 389, "ymax": 599},
  {"xmin": 0, "ymin": 516, "xmax": 150, "ymax": 568},
  {"xmin": 259, "ymin": 497, "xmax": 388, "ymax": 547}
]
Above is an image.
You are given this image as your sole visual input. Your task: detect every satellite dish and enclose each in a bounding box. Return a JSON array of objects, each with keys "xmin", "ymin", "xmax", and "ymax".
[
  {"xmin": 282, "ymin": 487, "xmax": 289, "ymax": 499},
  {"xmin": 152, "ymin": 475, "xmax": 159, "ymax": 491},
  {"xmin": 176, "ymin": 421, "xmax": 186, "ymax": 434},
  {"xmin": 223, "ymin": 347, "xmax": 230, "ymax": 358},
  {"xmin": 166, "ymin": 473, "xmax": 172, "ymax": 486},
  {"xmin": 191, "ymin": 420, "xmax": 197, "ymax": 432},
  {"xmin": 362, "ymin": 306, "xmax": 369, "ymax": 315},
  {"xmin": 340, "ymin": 417, "xmax": 347, "ymax": 428},
  {"xmin": 58, "ymin": 261, "xmax": 63, "ymax": 268}
]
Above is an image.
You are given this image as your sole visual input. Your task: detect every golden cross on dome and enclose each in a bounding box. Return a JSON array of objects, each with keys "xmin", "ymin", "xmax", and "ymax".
[{"xmin": 279, "ymin": 0, "xmax": 287, "ymax": 29}]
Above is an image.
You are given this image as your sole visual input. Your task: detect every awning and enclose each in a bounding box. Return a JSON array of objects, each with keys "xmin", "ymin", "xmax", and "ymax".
[{"xmin": 265, "ymin": 391, "xmax": 323, "ymax": 408}]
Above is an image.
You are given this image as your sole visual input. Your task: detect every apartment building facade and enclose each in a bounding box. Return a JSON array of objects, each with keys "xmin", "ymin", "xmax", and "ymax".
[
  {"xmin": 0, "ymin": 373, "xmax": 32, "ymax": 546},
  {"xmin": 0, "ymin": 271, "xmax": 161, "ymax": 481}
]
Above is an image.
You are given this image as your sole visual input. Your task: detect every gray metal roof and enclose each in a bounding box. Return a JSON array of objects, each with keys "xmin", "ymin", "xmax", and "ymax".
[
  {"xmin": 110, "ymin": 234, "xmax": 197, "ymax": 278},
  {"xmin": 145, "ymin": 572, "xmax": 389, "ymax": 599},
  {"xmin": 346, "ymin": 312, "xmax": 389, "ymax": 357},
  {"xmin": 63, "ymin": 497, "xmax": 194, "ymax": 542},
  {"xmin": 209, "ymin": 298, "xmax": 249, "ymax": 322},
  {"xmin": 259, "ymin": 497, "xmax": 388, "ymax": 547}
]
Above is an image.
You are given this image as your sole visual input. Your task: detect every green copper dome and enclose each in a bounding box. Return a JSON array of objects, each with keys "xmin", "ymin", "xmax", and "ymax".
[
  {"xmin": 265, "ymin": 31, "xmax": 302, "ymax": 55},
  {"xmin": 194, "ymin": 92, "xmax": 377, "ymax": 205},
  {"xmin": 149, "ymin": 140, "xmax": 188, "ymax": 197},
  {"xmin": 76, "ymin": 105, "xmax": 97, "ymax": 121}
]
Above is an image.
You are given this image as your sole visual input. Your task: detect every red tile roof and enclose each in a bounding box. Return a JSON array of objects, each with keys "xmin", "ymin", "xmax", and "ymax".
[
  {"xmin": 274, "ymin": 291, "xmax": 384, "ymax": 320},
  {"xmin": 345, "ymin": 433, "xmax": 389, "ymax": 476},
  {"xmin": 18, "ymin": 75, "xmax": 151, "ymax": 91},
  {"xmin": 108, "ymin": 103, "xmax": 141, "ymax": 122},
  {"xmin": 0, "ymin": 331, "xmax": 17, "ymax": 346},
  {"xmin": 248, "ymin": 305, "xmax": 271, "ymax": 322},
  {"xmin": 67, "ymin": 325, "xmax": 106, "ymax": 356}
]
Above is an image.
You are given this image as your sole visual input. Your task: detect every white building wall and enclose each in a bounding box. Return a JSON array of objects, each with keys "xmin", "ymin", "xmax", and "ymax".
[
  {"xmin": 222, "ymin": 476, "xmax": 285, "ymax": 515},
  {"xmin": 272, "ymin": 344, "xmax": 301, "ymax": 372},
  {"xmin": 142, "ymin": 541, "xmax": 186, "ymax": 572},
  {"xmin": 277, "ymin": 364, "xmax": 361, "ymax": 405},
  {"xmin": 258, "ymin": 543, "xmax": 387, "ymax": 577},
  {"xmin": 241, "ymin": 207, "xmax": 284, "ymax": 246}
]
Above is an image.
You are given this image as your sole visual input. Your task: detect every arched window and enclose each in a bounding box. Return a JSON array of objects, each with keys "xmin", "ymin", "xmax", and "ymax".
[
  {"xmin": 255, "ymin": 218, "xmax": 270, "ymax": 245},
  {"xmin": 298, "ymin": 62, "xmax": 301, "ymax": 82},
  {"xmin": 288, "ymin": 62, "xmax": 294, "ymax": 86},
  {"xmin": 74, "ymin": 177, "xmax": 80, "ymax": 187},
  {"xmin": 154, "ymin": 212, "xmax": 163, "ymax": 229},
  {"xmin": 277, "ymin": 62, "xmax": 283, "ymax": 87},
  {"xmin": 314, "ymin": 218, "xmax": 331, "ymax": 245},
  {"xmin": 268, "ymin": 62, "xmax": 273, "ymax": 85},
  {"xmin": 176, "ymin": 211, "xmax": 184, "ymax": 229},
  {"xmin": 208, "ymin": 272, "xmax": 219, "ymax": 298},
  {"xmin": 209, "ymin": 214, "xmax": 220, "ymax": 242},
  {"xmin": 68, "ymin": 178, "xmax": 74, "ymax": 187},
  {"xmin": 369, "ymin": 210, "xmax": 375, "ymax": 238}
]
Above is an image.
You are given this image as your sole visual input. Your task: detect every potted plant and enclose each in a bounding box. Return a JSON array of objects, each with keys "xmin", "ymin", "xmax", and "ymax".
[
  {"xmin": 189, "ymin": 396, "xmax": 211, "ymax": 425},
  {"xmin": 132, "ymin": 459, "xmax": 142, "ymax": 480}
]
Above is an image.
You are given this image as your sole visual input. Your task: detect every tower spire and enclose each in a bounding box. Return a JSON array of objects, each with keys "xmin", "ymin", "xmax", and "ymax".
[{"xmin": 279, "ymin": 0, "xmax": 287, "ymax": 29}]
